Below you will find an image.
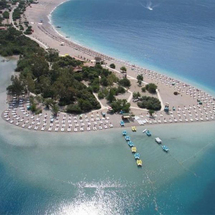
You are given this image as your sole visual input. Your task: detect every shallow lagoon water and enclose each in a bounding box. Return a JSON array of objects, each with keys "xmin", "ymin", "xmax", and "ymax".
[{"xmin": 1, "ymin": 58, "xmax": 215, "ymax": 214}]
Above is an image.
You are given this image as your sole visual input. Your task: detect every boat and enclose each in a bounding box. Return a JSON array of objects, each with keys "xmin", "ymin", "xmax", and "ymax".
[
  {"xmin": 122, "ymin": 130, "xmax": 127, "ymax": 136},
  {"xmin": 142, "ymin": 129, "xmax": 147, "ymax": 133},
  {"xmin": 155, "ymin": 137, "xmax": 162, "ymax": 144},
  {"xmin": 162, "ymin": 145, "xmax": 169, "ymax": 152},
  {"xmin": 128, "ymin": 141, "xmax": 134, "ymax": 147},
  {"xmin": 131, "ymin": 126, "xmax": 136, "ymax": 132},
  {"xmin": 134, "ymin": 153, "xmax": 140, "ymax": 160},
  {"xmin": 131, "ymin": 147, "xmax": 137, "ymax": 153},
  {"xmin": 120, "ymin": 120, "xmax": 125, "ymax": 126},
  {"xmin": 146, "ymin": 130, "xmax": 151, "ymax": 136},
  {"xmin": 125, "ymin": 135, "xmax": 130, "ymax": 141},
  {"xmin": 136, "ymin": 159, "xmax": 142, "ymax": 167}
]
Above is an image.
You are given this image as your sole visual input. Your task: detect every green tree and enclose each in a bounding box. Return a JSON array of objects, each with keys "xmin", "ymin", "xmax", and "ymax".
[
  {"xmin": 46, "ymin": 48, "xmax": 59, "ymax": 62},
  {"xmin": 44, "ymin": 98, "xmax": 54, "ymax": 109},
  {"xmin": 110, "ymin": 63, "xmax": 116, "ymax": 69},
  {"xmin": 31, "ymin": 56, "xmax": 49, "ymax": 79},
  {"xmin": 118, "ymin": 78, "xmax": 131, "ymax": 88},
  {"xmin": 120, "ymin": 66, "xmax": 127, "ymax": 73},
  {"xmin": 146, "ymin": 83, "xmax": 157, "ymax": 94},
  {"xmin": 3, "ymin": 11, "xmax": 9, "ymax": 19},
  {"xmin": 7, "ymin": 76, "xmax": 24, "ymax": 97},
  {"xmin": 52, "ymin": 104, "xmax": 59, "ymax": 116},
  {"xmin": 141, "ymin": 87, "xmax": 146, "ymax": 92},
  {"xmin": 133, "ymin": 92, "xmax": 141, "ymax": 99},
  {"xmin": 111, "ymin": 99, "xmax": 130, "ymax": 113},
  {"xmin": 148, "ymin": 110, "xmax": 154, "ymax": 117},
  {"xmin": 106, "ymin": 88, "xmax": 116, "ymax": 103}
]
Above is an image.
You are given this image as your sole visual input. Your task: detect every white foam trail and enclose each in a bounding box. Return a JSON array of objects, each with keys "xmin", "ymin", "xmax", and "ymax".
[{"xmin": 138, "ymin": 0, "xmax": 161, "ymax": 11}]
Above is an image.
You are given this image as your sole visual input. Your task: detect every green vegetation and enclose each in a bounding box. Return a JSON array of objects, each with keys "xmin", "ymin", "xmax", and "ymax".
[
  {"xmin": 3, "ymin": 11, "xmax": 9, "ymax": 19},
  {"xmin": 141, "ymin": 87, "xmax": 146, "ymax": 92},
  {"xmin": 137, "ymin": 96, "xmax": 161, "ymax": 111},
  {"xmin": 118, "ymin": 78, "xmax": 131, "ymax": 88},
  {"xmin": 148, "ymin": 109, "xmax": 155, "ymax": 117},
  {"xmin": 137, "ymin": 74, "xmax": 143, "ymax": 86},
  {"xmin": 133, "ymin": 92, "xmax": 141, "ymax": 100},
  {"xmin": 110, "ymin": 63, "xmax": 115, "ymax": 69},
  {"xmin": 120, "ymin": 66, "xmax": 127, "ymax": 73},
  {"xmin": 111, "ymin": 99, "xmax": 130, "ymax": 113},
  {"xmin": 3, "ymin": 27, "xmax": 102, "ymax": 113},
  {"xmin": 146, "ymin": 83, "xmax": 157, "ymax": 94}
]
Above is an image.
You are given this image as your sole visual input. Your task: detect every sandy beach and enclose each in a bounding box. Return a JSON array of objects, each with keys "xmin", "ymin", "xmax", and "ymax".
[{"xmin": 1, "ymin": 0, "xmax": 215, "ymax": 132}]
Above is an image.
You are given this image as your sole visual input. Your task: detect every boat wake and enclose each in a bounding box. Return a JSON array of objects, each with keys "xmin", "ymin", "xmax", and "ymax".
[{"xmin": 138, "ymin": 0, "xmax": 161, "ymax": 11}]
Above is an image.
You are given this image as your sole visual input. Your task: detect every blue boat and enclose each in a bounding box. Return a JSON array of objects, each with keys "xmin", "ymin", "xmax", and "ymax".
[
  {"xmin": 125, "ymin": 135, "xmax": 130, "ymax": 141},
  {"xmin": 122, "ymin": 130, "xmax": 127, "ymax": 136},
  {"xmin": 146, "ymin": 130, "xmax": 151, "ymax": 136},
  {"xmin": 128, "ymin": 141, "xmax": 134, "ymax": 147},
  {"xmin": 120, "ymin": 120, "xmax": 125, "ymax": 126},
  {"xmin": 134, "ymin": 153, "xmax": 140, "ymax": 160},
  {"xmin": 162, "ymin": 145, "xmax": 169, "ymax": 152}
]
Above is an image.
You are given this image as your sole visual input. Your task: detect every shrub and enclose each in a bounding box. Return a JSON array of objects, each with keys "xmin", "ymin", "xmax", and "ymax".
[{"xmin": 141, "ymin": 87, "xmax": 146, "ymax": 92}]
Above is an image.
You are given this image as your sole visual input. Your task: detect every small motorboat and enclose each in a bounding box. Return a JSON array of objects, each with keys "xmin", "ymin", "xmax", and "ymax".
[
  {"xmin": 162, "ymin": 145, "xmax": 169, "ymax": 152},
  {"xmin": 155, "ymin": 137, "xmax": 162, "ymax": 144}
]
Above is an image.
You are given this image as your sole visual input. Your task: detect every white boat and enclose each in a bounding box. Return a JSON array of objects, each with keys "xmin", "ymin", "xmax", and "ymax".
[
  {"xmin": 142, "ymin": 129, "xmax": 147, "ymax": 133},
  {"xmin": 155, "ymin": 137, "xmax": 162, "ymax": 144}
]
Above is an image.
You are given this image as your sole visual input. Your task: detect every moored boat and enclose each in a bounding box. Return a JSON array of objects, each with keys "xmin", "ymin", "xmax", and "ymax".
[
  {"xmin": 122, "ymin": 130, "xmax": 127, "ymax": 136},
  {"xmin": 120, "ymin": 120, "xmax": 125, "ymax": 126},
  {"xmin": 162, "ymin": 145, "xmax": 169, "ymax": 152},
  {"xmin": 136, "ymin": 159, "xmax": 142, "ymax": 167},
  {"xmin": 125, "ymin": 135, "xmax": 130, "ymax": 141},
  {"xmin": 155, "ymin": 137, "xmax": 162, "ymax": 144},
  {"xmin": 131, "ymin": 126, "xmax": 136, "ymax": 132},
  {"xmin": 146, "ymin": 130, "xmax": 151, "ymax": 136},
  {"xmin": 128, "ymin": 141, "xmax": 134, "ymax": 147},
  {"xmin": 142, "ymin": 129, "xmax": 147, "ymax": 133},
  {"xmin": 134, "ymin": 153, "xmax": 140, "ymax": 160},
  {"xmin": 131, "ymin": 147, "xmax": 137, "ymax": 153}
]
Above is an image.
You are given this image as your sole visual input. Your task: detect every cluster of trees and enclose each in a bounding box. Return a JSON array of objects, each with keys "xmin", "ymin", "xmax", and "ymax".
[
  {"xmin": 137, "ymin": 96, "xmax": 161, "ymax": 111},
  {"xmin": 111, "ymin": 99, "xmax": 130, "ymax": 113},
  {"xmin": 118, "ymin": 78, "xmax": 131, "ymax": 87},
  {"xmin": 12, "ymin": 0, "xmax": 27, "ymax": 21},
  {"xmin": 3, "ymin": 28, "xmax": 101, "ymax": 114},
  {"xmin": 0, "ymin": 27, "xmax": 41, "ymax": 56},
  {"xmin": 145, "ymin": 83, "xmax": 157, "ymax": 94},
  {"xmin": 98, "ymin": 86, "xmax": 125, "ymax": 100}
]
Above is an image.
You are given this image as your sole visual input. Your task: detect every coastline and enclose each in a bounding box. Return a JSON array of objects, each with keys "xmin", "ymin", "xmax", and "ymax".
[{"xmin": 2, "ymin": 0, "xmax": 215, "ymax": 133}]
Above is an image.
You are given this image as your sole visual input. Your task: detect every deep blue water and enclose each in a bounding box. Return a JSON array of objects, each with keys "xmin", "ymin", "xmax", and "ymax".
[{"xmin": 52, "ymin": 0, "xmax": 215, "ymax": 93}]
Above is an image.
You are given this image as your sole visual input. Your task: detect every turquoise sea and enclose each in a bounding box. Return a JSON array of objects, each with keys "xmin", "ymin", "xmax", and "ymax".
[
  {"xmin": 52, "ymin": 0, "xmax": 215, "ymax": 94},
  {"xmin": 1, "ymin": 0, "xmax": 215, "ymax": 214}
]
